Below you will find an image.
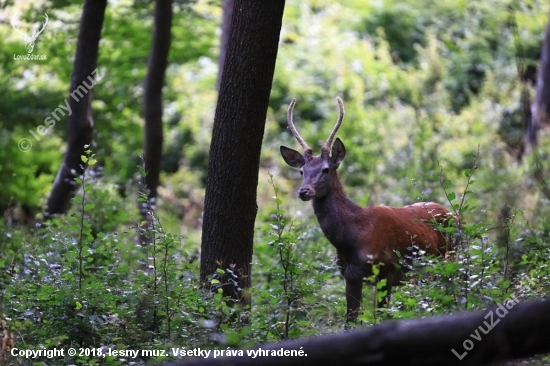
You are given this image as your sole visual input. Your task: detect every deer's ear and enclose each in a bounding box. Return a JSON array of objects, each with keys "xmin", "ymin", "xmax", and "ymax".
[
  {"xmin": 280, "ymin": 146, "xmax": 305, "ymax": 168},
  {"xmin": 331, "ymin": 138, "xmax": 346, "ymax": 165}
]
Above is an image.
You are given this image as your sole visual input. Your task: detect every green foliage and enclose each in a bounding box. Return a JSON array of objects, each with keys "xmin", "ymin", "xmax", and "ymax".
[
  {"xmin": 1, "ymin": 169, "xmax": 232, "ymax": 364},
  {"xmin": 250, "ymin": 174, "xmax": 327, "ymax": 341},
  {"xmin": 390, "ymin": 161, "xmax": 550, "ymax": 322},
  {"xmin": 1, "ymin": 165, "xmax": 550, "ymax": 363},
  {"xmin": 0, "ymin": 0, "xmax": 218, "ymax": 212}
]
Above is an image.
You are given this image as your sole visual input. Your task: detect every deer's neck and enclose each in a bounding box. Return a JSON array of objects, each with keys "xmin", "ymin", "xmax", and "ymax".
[{"xmin": 312, "ymin": 177, "xmax": 364, "ymax": 251}]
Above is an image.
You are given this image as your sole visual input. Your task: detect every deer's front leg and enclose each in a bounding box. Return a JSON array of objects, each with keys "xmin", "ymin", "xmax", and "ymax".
[{"xmin": 345, "ymin": 278, "xmax": 362, "ymax": 324}]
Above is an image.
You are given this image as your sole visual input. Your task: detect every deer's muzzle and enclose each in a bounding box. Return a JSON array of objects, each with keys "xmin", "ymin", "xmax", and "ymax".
[{"xmin": 298, "ymin": 186, "xmax": 315, "ymax": 201}]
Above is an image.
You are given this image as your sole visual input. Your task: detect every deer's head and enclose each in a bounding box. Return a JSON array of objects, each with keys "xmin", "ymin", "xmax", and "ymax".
[
  {"xmin": 11, "ymin": 13, "xmax": 49, "ymax": 54},
  {"xmin": 280, "ymin": 98, "xmax": 346, "ymax": 201}
]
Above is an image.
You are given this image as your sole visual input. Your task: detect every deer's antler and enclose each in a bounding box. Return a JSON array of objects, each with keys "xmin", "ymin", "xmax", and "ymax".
[
  {"xmin": 287, "ymin": 98, "xmax": 313, "ymax": 156},
  {"xmin": 29, "ymin": 13, "xmax": 48, "ymax": 41},
  {"xmin": 11, "ymin": 13, "xmax": 28, "ymax": 38},
  {"xmin": 322, "ymin": 97, "xmax": 345, "ymax": 154}
]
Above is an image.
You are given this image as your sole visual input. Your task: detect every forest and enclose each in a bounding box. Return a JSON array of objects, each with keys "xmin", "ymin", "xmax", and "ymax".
[{"xmin": 1, "ymin": 0, "xmax": 550, "ymax": 364}]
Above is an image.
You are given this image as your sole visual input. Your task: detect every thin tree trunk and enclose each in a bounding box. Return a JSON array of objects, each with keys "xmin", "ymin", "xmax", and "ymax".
[
  {"xmin": 200, "ymin": 0, "xmax": 286, "ymax": 308},
  {"xmin": 529, "ymin": 18, "xmax": 550, "ymax": 144},
  {"xmin": 531, "ymin": 18, "xmax": 550, "ymax": 198},
  {"xmin": 139, "ymin": 0, "xmax": 173, "ymax": 228},
  {"xmin": 44, "ymin": 0, "xmax": 107, "ymax": 218}
]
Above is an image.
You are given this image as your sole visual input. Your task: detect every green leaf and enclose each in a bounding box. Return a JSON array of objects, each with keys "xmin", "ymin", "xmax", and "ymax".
[
  {"xmin": 464, "ymin": 169, "xmax": 472, "ymax": 177},
  {"xmin": 73, "ymin": 196, "xmax": 83, "ymax": 203},
  {"xmin": 211, "ymin": 279, "xmax": 220, "ymax": 284},
  {"xmin": 443, "ymin": 180, "xmax": 451, "ymax": 188},
  {"xmin": 84, "ymin": 203, "xmax": 96, "ymax": 210},
  {"xmin": 75, "ymin": 302, "xmax": 83, "ymax": 310},
  {"xmin": 137, "ymin": 165, "xmax": 147, "ymax": 177},
  {"xmin": 447, "ymin": 192, "xmax": 456, "ymax": 201}
]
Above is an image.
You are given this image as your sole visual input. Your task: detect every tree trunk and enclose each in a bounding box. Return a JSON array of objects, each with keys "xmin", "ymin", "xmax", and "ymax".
[
  {"xmin": 530, "ymin": 18, "xmax": 550, "ymax": 144},
  {"xmin": 166, "ymin": 299, "xmax": 550, "ymax": 366},
  {"xmin": 139, "ymin": 0, "xmax": 173, "ymax": 229},
  {"xmin": 216, "ymin": 0, "xmax": 235, "ymax": 90},
  {"xmin": 44, "ymin": 0, "xmax": 107, "ymax": 219},
  {"xmin": 531, "ymin": 19, "xmax": 550, "ymax": 199},
  {"xmin": 200, "ymin": 0, "xmax": 286, "ymax": 308}
]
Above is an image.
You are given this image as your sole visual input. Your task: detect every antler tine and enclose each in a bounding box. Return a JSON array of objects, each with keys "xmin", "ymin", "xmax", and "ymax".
[
  {"xmin": 322, "ymin": 97, "xmax": 345, "ymax": 153},
  {"xmin": 31, "ymin": 14, "xmax": 48, "ymax": 39},
  {"xmin": 287, "ymin": 98, "xmax": 312, "ymax": 153},
  {"xmin": 11, "ymin": 13, "xmax": 27, "ymax": 37},
  {"xmin": 40, "ymin": 14, "xmax": 48, "ymax": 28}
]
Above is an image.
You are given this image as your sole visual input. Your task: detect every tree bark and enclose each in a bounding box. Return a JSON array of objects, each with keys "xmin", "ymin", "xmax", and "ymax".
[
  {"xmin": 530, "ymin": 18, "xmax": 550, "ymax": 144},
  {"xmin": 166, "ymin": 299, "xmax": 550, "ymax": 366},
  {"xmin": 216, "ymin": 0, "xmax": 235, "ymax": 91},
  {"xmin": 44, "ymin": 0, "xmax": 107, "ymax": 218},
  {"xmin": 531, "ymin": 19, "xmax": 550, "ymax": 198},
  {"xmin": 200, "ymin": 0, "xmax": 286, "ymax": 307},
  {"xmin": 140, "ymin": 0, "xmax": 173, "ymax": 218}
]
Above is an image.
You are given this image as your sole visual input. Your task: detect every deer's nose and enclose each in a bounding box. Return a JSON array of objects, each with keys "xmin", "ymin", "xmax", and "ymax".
[{"xmin": 298, "ymin": 186, "xmax": 314, "ymax": 201}]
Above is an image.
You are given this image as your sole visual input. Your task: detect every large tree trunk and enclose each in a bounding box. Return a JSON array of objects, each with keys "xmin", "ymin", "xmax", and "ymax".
[
  {"xmin": 200, "ymin": 0, "xmax": 286, "ymax": 308},
  {"xmin": 44, "ymin": 0, "xmax": 107, "ymax": 219},
  {"xmin": 139, "ymin": 0, "xmax": 173, "ymax": 227},
  {"xmin": 166, "ymin": 299, "xmax": 550, "ymax": 366},
  {"xmin": 216, "ymin": 0, "xmax": 234, "ymax": 90}
]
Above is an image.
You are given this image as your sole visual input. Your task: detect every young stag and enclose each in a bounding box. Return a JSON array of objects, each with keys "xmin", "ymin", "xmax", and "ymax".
[{"xmin": 280, "ymin": 97, "xmax": 452, "ymax": 323}]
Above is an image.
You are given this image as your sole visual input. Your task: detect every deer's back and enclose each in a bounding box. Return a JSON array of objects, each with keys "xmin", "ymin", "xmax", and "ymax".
[{"xmin": 358, "ymin": 202, "xmax": 451, "ymax": 262}]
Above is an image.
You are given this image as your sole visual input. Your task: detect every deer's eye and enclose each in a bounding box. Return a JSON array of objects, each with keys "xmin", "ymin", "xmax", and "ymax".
[
  {"xmin": 322, "ymin": 168, "xmax": 330, "ymax": 174},
  {"xmin": 299, "ymin": 170, "xmax": 304, "ymax": 175}
]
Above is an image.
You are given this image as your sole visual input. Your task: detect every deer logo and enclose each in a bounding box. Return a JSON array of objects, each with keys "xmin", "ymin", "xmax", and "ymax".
[{"xmin": 11, "ymin": 13, "xmax": 49, "ymax": 54}]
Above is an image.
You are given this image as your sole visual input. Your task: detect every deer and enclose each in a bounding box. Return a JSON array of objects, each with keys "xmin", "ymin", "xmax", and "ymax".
[{"xmin": 280, "ymin": 97, "xmax": 453, "ymax": 324}]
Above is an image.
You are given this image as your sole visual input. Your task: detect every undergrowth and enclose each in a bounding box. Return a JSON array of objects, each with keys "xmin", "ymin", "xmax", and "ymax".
[{"xmin": 0, "ymin": 155, "xmax": 549, "ymax": 365}]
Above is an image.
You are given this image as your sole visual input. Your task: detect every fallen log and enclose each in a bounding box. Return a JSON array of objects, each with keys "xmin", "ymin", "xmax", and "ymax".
[{"xmin": 167, "ymin": 298, "xmax": 550, "ymax": 366}]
